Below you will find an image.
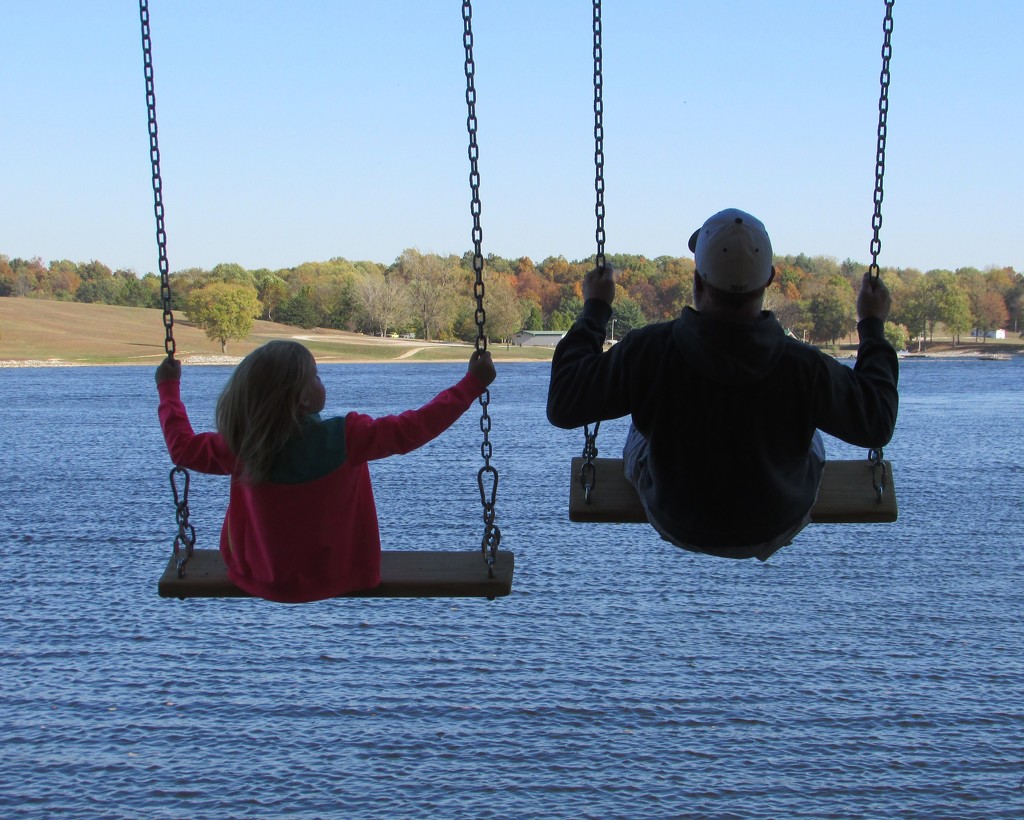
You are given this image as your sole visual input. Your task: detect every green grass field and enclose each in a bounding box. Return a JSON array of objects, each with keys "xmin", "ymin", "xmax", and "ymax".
[{"xmin": 0, "ymin": 298, "xmax": 556, "ymax": 365}]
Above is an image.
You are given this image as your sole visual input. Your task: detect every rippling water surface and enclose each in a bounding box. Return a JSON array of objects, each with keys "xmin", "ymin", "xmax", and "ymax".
[{"xmin": 2, "ymin": 358, "xmax": 1023, "ymax": 818}]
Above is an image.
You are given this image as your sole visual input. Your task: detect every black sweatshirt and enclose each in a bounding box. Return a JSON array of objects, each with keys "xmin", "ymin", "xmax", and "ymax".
[{"xmin": 547, "ymin": 300, "xmax": 899, "ymax": 550}]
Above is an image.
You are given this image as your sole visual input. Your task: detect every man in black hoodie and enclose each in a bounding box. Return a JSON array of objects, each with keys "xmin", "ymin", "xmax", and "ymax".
[{"xmin": 546, "ymin": 208, "xmax": 898, "ymax": 561}]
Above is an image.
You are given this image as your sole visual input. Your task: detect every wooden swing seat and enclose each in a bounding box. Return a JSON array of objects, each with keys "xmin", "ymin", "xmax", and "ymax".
[
  {"xmin": 569, "ymin": 457, "xmax": 897, "ymax": 524},
  {"xmin": 158, "ymin": 549, "xmax": 515, "ymax": 600}
]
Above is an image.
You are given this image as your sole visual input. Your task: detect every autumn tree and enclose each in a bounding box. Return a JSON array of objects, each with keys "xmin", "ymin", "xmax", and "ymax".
[
  {"xmin": 807, "ymin": 276, "xmax": 856, "ymax": 346},
  {"xmin": 921, "ymin": 271, "xmax": 955, "ymax": 343},
  {"xmin": 357, "ymin": 271, "xmax": 409, "ymax": 337},
  {"xmin": 75, "ymin": 260, "xmax": 121, "ymax": 304},
  {"xmin": 984, "ymin": 266, "xmax": 1018, "ymax": 300},
  {"xmin": 209, "ymin": 262, "xmax": 254, "ymax": 286},
  {"xmin": 621, "ymin": 277, "xmax": 658, "ymax": 323},
  {"xmin": 773, "ymin": 296, "xmax": 812, "ymax": 341},
  {"xmin": 484, "ymin": 253, "xmax": 513, "ymax": 274},
  {"xmin": 930, "ymin": 274, "xmax": 972, "ymax": 346},
  {"xmin": 397, "ymin": 249, "xmax": 460, "ymax": 341},
  {"xmin": 986, "ymin": 266, "xmax": 1023, "ymax": 333},
  {"xmin": 47, "ymin": 260, "xmax": 82, "ymax": 300},
  {"xmin": 282, "ymin": 259, "xmax": 358, "ymax": 329},
  {"xmin": 477, "ymin": 273, "xmax": 525, "ymax": 344},
  {"xmin": 884, "ymin": 322, "xmax": 910, "ymax": 351},
  {"xmin": 973, "ymin": 291, "xmax": 1009, "ymax": 342},
  {"xmin": 892, "ymin": 278, "xmax": 930, "ymax": 352},
  {"xmin": 139, "ymin": 273, "xmax": 163, "ymax": 308},
  {"xmin": 114, "ymin": 269, "xmax": 158, "ymax": 308},
  {"xmin": 651, "ymin": 256, "xmax": 694, "ymax": 318},
  {"xmin": 539, "ymin": 255, "xmax": 573, "ymax": 285},
  {"xmin": 253, "ymin": 270, "xmax": 289, "ymax": 322},
  {"xmin": 8, "ymin": 257, "xmax": 47, "ymax": 297},
  {"xmin": 0, "ymin": 256, "xmax": 15, "ymax": 296},
  {"xmin": 1006, "ymin": 279, "xmax": 1024, "ymax": 334},
  {"xmin": 512, "ymin": 256, "xmax": 560, "ymax": 317},
  {"xmin": 185, "ymin": 282, "xmax": 261, "ymax": 352},
  {"xmin": 166, "ymin": 268, "xmax": 208, "ymax": 311}
]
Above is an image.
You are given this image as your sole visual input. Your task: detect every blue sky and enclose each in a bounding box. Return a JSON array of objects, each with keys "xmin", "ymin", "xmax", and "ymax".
[{"xmin": 3, "ymin": 1, "xmax": 1022, "ymax": 276}]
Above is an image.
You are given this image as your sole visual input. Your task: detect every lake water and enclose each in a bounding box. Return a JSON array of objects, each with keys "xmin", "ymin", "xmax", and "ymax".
[{"xmin": 1, "ymin": 357, "xmax": 1022, "ymax": 818}]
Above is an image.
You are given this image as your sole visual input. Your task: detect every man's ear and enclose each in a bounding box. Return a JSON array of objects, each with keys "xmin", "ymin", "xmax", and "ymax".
[{"xmin": 766, "ymin": 266, "xmax": 776, "ymax": 287}]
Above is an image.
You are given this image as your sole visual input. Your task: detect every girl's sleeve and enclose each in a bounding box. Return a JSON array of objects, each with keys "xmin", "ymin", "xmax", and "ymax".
[
  {"xmin": 343, "ymin": 372, "xmax": 485, "ymax": 465},
  {"xmin": 157, "ymin": 380, "xmax": 237, "ymax": 475}
]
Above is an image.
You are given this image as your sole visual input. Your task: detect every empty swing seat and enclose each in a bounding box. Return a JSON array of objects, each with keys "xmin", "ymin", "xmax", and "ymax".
[
  {"xmin": 158, "ymin": 549, "xmax": 515, "ymax": 599},
  {"xmin": 568, "ymin": 457, "xmax": 897, "ymax": 524}
]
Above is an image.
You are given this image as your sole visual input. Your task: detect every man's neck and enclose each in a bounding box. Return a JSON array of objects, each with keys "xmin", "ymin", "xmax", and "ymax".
[{"xmin": 696, "ymin": 302, "xmax": 764, "ymax": 323}]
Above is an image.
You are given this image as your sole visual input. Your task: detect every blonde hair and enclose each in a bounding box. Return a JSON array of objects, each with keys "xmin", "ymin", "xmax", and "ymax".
[{"xmin": 216, "ymin": 340, "xmax": 316, "ymax": 483}]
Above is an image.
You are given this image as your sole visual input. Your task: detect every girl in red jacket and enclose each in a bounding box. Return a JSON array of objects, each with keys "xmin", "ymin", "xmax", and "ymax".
[{"xmin": 156, "ymin": 340, "xmax": 495, "ymax": 602}]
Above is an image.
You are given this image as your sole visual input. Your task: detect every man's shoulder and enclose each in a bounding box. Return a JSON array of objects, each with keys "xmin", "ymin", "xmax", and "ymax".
[
  {"xmin": 629, "ymin": 317, "xmax": 679, "ymax": 339},
  {"xmin": 777, "ymin": 336, "xmax": 838, "ymax": 372},
  {"xmin": 615, "ymin": 318, "xmax": 677, "ymax": 353}
]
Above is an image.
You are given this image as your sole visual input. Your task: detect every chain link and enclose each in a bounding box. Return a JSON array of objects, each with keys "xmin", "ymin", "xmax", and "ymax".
[
  {"xmin": 463, "ymin": 0, "xmax": 500, "ymax": 576},
  {"xmin": 593, "ymin": 0, "xmax": 606, "ymax": 272},
  {"xmin": 579, "ymin": 0, "xmax": 606, "ymax": 504},
  {"xmin": 170, "ymin": 467, "xmax": 197, "ymax": 576},
  {"xmin": 865, "ymin": 2, "xmax": 894, "ymax": 501},
  {"xmin": 868, "ymin": 448, "xmax": 887, "ymax": 504},
  {"xmin": 140, "ymin": 0, "xmax": 175, "ymax": 356},
  {"xmin": 141, "ymin": 0, "xmax": 195, "ymax": 575},
  {"xmin": 868, "ymin": 0, "xmax": 894, "ymax": 280},
  {"xmin": 580, "ymin": 422, "xmax": 600, "ymax": 503}
]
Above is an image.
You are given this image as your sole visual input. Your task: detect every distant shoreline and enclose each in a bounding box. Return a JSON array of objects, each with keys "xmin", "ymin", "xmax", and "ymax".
[
  {"xmin": 0, "ymin": 355, "xmax": 546, "ymax": 368},
  {"xmin": 1, "ymin": 298, "xmax": 1021, "ymax": 367},
  {"xmin": 3, "ymin": 349, "xmax": 1021, "ymax": 369}
]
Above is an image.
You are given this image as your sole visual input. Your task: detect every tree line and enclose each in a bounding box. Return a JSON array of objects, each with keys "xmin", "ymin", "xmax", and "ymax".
[{"xmin": 2, "ymin": 250, "xmax": 1021, "ymax": 352}]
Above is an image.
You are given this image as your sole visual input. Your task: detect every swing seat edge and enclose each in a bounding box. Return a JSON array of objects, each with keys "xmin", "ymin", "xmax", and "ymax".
[
  {"xmin": 157, "ymin": 548, "xmax": 515, "ymax": 600},
  {"xmin": 568, "ymin": 457, "xmax": 897, "ymax": 525}
]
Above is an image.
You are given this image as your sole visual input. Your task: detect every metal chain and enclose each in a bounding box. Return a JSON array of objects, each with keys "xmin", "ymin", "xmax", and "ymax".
[
  {"xmin": 580, "ymin": 423, "xmax": 600, "ymax": 503},
  {"xmin": 868, "ymin": 448, "xmax": 887, "ymax": 504},
  {"xmin": 593, "ymin": 0, "xmax": 606, "ymax": 272},
  {"xmin": 868, "ymin": 0, "xmax": 894, "ymax": 280},
  {"xmin": 141, "ymin": 0, "xmax": 195, "ymax": 576},
  {"xmin": 170, "ymin": 466, "xmax": 197, "ymax": 575},
  {"xmin": 580, "ymin": 0, "xmax": 606, "ymax": 504},
  {"xmin": 140, "ymin": 0, "xmax": 175, "ymax": 357},
  {"xmin": 463, "ymin": 0, "xmax": 500, "ymax": 576},
  {"xmin": 865, "ymin": 1, "xmax": 894, "ymax": 487}
]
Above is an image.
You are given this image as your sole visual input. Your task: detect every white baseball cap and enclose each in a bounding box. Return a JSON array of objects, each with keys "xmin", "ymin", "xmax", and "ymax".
[{"xmin": 688, "ymin": 208, "xmax": 774, "ymax": 293}]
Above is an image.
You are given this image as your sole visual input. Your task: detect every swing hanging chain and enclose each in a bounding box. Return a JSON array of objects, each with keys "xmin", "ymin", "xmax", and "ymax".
[
  {"xmin": 580, "ymin": 422, "xmax": 600, "ymax": 504},
  {"xmin": 170, "ymin": 467, "xmax": 197, "ymax": 576},
  {"xmin": 141, "ymin": 0, "xmax": 194, "ymax": 574},
  {"xmin": 577, "ymin": 0, "xmax": 606, "ymax": 501},
  {"xmin": 593, "ymin": 0, "xmax": 606, "ymax": 272},
  {"xmin": 864, "ymin": 1, "xmax": 894, "ymax": 499},
  {"xmin": 868, "ymin": 447, "xmax": 886, "ymax": 503},
  {"xmin": 463, "ymin": 0, "xmax": 500, "ymax": 575},
  {"xmin": 579, "ymin": 0, "xmax": 607, "ymax": 506},
  {"xmin": 868, "ymin": 0, "xmax": 894, "ymax": 280},
  {"xmin": 140, "ymin": 0, "xmax": 174, "ymax": 356}
]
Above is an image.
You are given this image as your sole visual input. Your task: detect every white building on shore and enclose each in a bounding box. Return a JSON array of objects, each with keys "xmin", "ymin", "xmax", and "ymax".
[{"xmin": 512, "ymin": 330, "xmax": 567, "ymax": 347}]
